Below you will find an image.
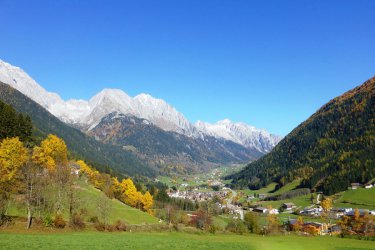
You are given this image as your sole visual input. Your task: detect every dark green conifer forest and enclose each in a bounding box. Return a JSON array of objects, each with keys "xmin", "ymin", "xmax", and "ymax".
[{"xmin": 228, "ymin": 77, "xmax": 375, "ymax": 195}]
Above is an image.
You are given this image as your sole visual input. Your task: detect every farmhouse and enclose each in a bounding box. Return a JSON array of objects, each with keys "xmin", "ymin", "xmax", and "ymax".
[
  {"xmin": 267, "ymin": 208, "xmax": 279, "ymax": 214},
  {"xmin": 282, "ymin": 202, "xmax": 297, "ymax": 210},
  {"xmin": 254, "ymin": 207, "xmax": 268, "ymax": 213},
  {"xmin": 258, "ymin": 193, "xmax": 267, "ymax": 199},
  {"xmin": 69, "ymin": 163, "xmax": 81, "ymax": 175},
  {"xmin": 351, "ymin": 183, "xmax": 361, "ymax": 190},
  {"xmin": 246, "ymin": 194, "xmax": 255, "ymax": 201},
  {"xmin": 346, "ymin": 209, "xmax": 369, "ymax": 217},
  {"xmin": 331, "ymin": 208, "xmax": 346, "ymax": 218},
  {"xmin": 300, "ymin": 207, "xmax": 322, "ymax": 216}
]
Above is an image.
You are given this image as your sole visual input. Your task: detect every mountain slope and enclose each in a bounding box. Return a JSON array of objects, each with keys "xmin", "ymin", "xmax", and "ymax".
[
  {"xmin": 88, "ymin": 112, "xmax": 261, "ymax": 174},
  {"xmin": 0, "ymin": 81, "xmax": 155, "ymax": 177},
  {"xmin": 228, "ymin": 77, "xmax": 375, "ymax": 195}
]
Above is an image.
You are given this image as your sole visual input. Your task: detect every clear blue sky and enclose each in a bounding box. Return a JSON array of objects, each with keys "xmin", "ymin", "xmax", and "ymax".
[{"xmin": 0, "ymin": 0, "xmax": 374, "ymax": 135}]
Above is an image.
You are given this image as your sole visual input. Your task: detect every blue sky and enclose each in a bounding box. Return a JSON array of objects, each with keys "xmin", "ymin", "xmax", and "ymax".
[{"xmin": 0, "ymin": 0, "xmax": 374, "ymax": 135}]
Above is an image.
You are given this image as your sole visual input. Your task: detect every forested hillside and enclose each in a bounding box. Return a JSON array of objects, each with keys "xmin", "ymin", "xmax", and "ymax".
[
  {"xmin": 0, "ymin": 82, "xmax": 155, "ymax": 177},
  {"xmin": 0, "ymin": 100, "xmax": 33, "ymax": 144},
  {"xmin": 228, "ymin": 77, "xmax": 375, "ymax": 195}
]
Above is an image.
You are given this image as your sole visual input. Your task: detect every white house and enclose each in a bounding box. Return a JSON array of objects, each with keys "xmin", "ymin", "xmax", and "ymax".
[
  {"xmin": 351, "ymin": 183, "xmax": 361, "ymax": 190},
  {"xmin": 267, "ymin": 208, "xmax": 279, "ymax": 215},
  {"xmin": 282, "ymin": 203, "xmax": 297, "ymax": 211}
]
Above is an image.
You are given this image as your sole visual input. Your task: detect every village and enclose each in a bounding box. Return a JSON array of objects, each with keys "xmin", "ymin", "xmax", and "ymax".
[{"xmin": 165, "ymin": 167, "xmax": 375, "ymax": 236}]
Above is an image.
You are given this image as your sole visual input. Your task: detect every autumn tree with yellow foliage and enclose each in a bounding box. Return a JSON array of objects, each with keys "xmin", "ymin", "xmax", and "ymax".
[
  {"xmin": 0, "ymin": 137, "xmax": 28, "ymax": 183},
  {"xmin": 321, "ymin": 197, "xmax": 333, "ymax": 224},
  {"xmin": 32, "ymin": 134, "xmax": 68, "ymax": 172},
  {"xmin": 120, "ymin": 178, "xmax": 139, "ymax": 207},
  {"xmin": 32, "ymin": 135, "xmax": 70, "ymax": 215},
  {"xmin": 0, "ymin": 137, "xmax": 28, "ymax": 218},
  {"xmin": 141, "ymin": 191, "xmax": 154, "ymax": 213}
]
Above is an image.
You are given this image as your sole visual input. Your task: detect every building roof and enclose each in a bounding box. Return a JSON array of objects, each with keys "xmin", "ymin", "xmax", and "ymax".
[
  {"xmin": 255, "ymin": 207, "xmax": 267, "ymax": 210},
  {"xmin": 283, "ymin": 202, "xmax": 296, "ymax": 206}
]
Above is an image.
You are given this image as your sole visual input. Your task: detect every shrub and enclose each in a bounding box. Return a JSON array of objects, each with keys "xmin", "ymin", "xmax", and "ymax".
[
  {"xmin": 244, "ymin": 212, "xmax": 259, "ymax": 233},
  {"xmin": 115, "ymin": 220, "xmax": 127, "ymax": 231},
  {"xmin": 226, "ymin": 220, "xmax": 247, "ymax": 234},
  {"xmin": 208, "ymin": 225, "xmax": 220, "ymax": 234},
  {"xmin": 43, "ymin": 215, "xmax": 54, "ymax": 227},
  {"xmin": 70, "ymin": 212, "xmax": 85, "ymax": 230},
  {"xmin": 94, "ymin": 222, "xmax": 106, "ymax": 231},
  {"xmin": 106, "ymin": 224, "xmax": 117, "ymax": 232},
  {"xmin": 0, "ymin": 215, "xmax": 12, "ymax": 227},
  {"xmin": 89, "ymin": 216, "xmax": 99, "ymax": 224},
  {"xmin": 189, "ymin": 210, "xmax": 212, "ymax": 230},
  {"xmin": 54, "ymin": 214, "xmax": 66, "ymax": 229}
]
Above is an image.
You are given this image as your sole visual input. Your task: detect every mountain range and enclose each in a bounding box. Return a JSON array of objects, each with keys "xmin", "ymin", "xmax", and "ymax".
[{"xmin": 0, "ymin": 59, "xmax": 281, "ymax": 174}]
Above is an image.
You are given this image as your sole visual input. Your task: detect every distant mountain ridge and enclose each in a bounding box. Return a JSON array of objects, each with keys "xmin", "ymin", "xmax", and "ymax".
[
  {"xmin": 0, "ymin": 59, "xmax": 281, "ymax": 155},
  {"xmin": 88, "ymin": 112, "xmax": 261, "ymax": 173},
  {"xmin": 228, "ymin": 77, "xmax": 375, "ymax": 195}
]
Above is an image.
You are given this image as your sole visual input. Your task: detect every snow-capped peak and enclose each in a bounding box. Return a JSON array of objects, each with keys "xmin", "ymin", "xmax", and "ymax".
[
  {"xmin": 0, "ymin": 59, "xmax": 64, "ymax": 108},
  {"xmin": 0, "ymin": 59, "xmax": 281, "ymax": 151},
  {"xmin": 195, "ymin": 119, "xmax": 282, "ymax": 153}
]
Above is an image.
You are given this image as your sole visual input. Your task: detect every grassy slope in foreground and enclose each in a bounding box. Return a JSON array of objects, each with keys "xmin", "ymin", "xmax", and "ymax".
[
  {"xmin": 0, "ymin": 232, "xmax": 374, "ymax": 250},
  {"xmin": 7, "ymin": 177, "xmax": 158, "ymax": 225},
  {"xmin": 75, "ymin": 178, "xmax": 159, "ymax": 224}
]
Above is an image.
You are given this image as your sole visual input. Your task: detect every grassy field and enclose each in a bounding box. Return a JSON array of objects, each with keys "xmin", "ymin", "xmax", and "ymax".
[
  {"xmin": 257, "ymin": 194, "xmax": 313, "ymax": 209},
  {"xmin": 7, "ymin": 177, "xmax": 158, "ymax": 225},
  {"xmin": 240, "ymin": 182, "xmax": 278, "ymax": 195},
  {"xmin": 334, "ymin": 188, "xmax": 375, "ymax": 210},
  {"xmin": 0, "ymin": 231, "xmax": 374, "ymax": 250},
  {"xmin": 272, "ymin": 179, "xmax": 302, "ymax": 195}
]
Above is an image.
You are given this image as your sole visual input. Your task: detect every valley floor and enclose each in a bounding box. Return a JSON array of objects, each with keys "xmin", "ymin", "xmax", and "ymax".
[{"xmin": 0, "ymin": 231, "xmax": 374, "ymax": 250}]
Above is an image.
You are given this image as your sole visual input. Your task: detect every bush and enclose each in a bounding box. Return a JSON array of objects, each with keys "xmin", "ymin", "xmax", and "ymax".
[
  {"xmin": 94, "ymin": 222, "xmax": 106, "ymax": 231},
  {"xmin": 189, "ymin": 210, "xmax": 212, "ymax": 230},
  {"xmin": 208, "ymin": 225, "xmax": 221, "ymax": 234},
  {"xmin": 70, "ymin": 213, "xmax": 85, "ymax": 230},
  {"xmin": 115, "ymin": 220, "xmax": 127, "ymax": 231},
  {"xmin": 0, "ymin": 215, "xmax": 12, "ymax": 227},
  {"xmin": 54, "ymin": 214, "xmax": 66, "ymax": 229},
  {"xmin": 43, "ymin": 215, "xmax": 54, "ymax": 227},
  {"xmin": 106, "ymin": 224, "xmax": 117, "ymax": 232},
  {"xmin": 226, "ymin": 220, "xmax": 248, "ymax": 234},
  {"xmin": 244, "ymin": 212, "xmax": 259, "ymax": 233},
  {"xmin": 89, "ymin": 216, "xmax": 99, "ymax": 224}
]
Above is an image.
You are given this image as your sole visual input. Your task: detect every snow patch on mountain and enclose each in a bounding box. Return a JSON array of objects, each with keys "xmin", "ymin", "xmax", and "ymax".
[{"xmin": 195, "ymin": 119, "xmax": 282, "ymax": 153}]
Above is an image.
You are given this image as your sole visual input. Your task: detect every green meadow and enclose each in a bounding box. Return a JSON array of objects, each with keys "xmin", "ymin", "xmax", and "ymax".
[
  {"xmin": 334, "ymin": 187, "xmax": 375, "ymax": 210},
  {"xmin": 0, "ymin": 232, "xmax": 373, "ymax": 250}
]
